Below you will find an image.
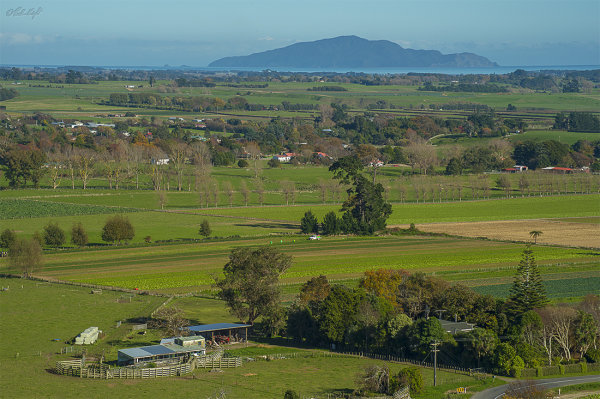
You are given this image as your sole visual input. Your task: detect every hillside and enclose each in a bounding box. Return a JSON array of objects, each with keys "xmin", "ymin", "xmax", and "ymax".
[{"xmin": 209, "ymin": 35, "xmax": 498, "ymax": 68}]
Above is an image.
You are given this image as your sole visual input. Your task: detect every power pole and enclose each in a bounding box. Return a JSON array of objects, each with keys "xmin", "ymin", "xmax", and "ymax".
[{"xmin": 431, "ymin": 340, "xmax": 440, "ymax": 387}]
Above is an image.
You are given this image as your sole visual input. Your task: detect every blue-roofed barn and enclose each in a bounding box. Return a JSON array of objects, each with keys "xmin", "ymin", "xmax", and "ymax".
[
  {"xmin": 117, "ymin": 336, "xmax": 205, "ymax": 365},
  {"xmin": 186, "ymin": 323, "xmax": 251, "ymax": 344}
]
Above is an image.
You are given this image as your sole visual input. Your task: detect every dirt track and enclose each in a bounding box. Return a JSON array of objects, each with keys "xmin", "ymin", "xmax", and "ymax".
[{"xmin": 394, "ymin": 218, "xmax": 600, "ymax": 248}]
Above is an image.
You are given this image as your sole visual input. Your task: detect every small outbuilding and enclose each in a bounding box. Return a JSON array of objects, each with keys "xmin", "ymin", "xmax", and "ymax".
[
  {"xmin": 117, "ymin": 336, "xmax": 205, "ymax": 365},
  {"xmin": 187, "ymin": 323, "xmax": 251, "ymax": 345}
]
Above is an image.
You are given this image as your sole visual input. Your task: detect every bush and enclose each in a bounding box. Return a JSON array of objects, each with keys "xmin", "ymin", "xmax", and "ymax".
[
  {"xmin": 237, "ymin": 159, "xmax": 249, "ymax": 168},
  {"xmin": 267, "ymin": 158, "xmax": 281, "ymax": 168},
  {"xmin": 71, "ymin": 222, "xmax": 88, "ymax": 247},
  {"xmin": 101, "ymin": 215, "xmax": 134, "ymax": 244},
  {"xmin": 283, "ymin": 389, "xmax": 299, "ymax": 399},
  {"xmin": 396, "ymin": 366, "xmax": 423, "ymax": 394},
  {"xmin": 0, "ymin": 228, "xmax": 16, "ymax": 249},
  {"xmin": 510, "ymin": 356, "xmax": 525, "ymax": 377},
  {"xmin": 43, "ymin": 222, "xmax": 66, "ymax": 247},
  {"xmin": 586, "ymin": 348, "xmax": 600, "ymax": 363},
  {"xmin": 559, "ymin": 364, "xmax": 565, "ymax": 375}
]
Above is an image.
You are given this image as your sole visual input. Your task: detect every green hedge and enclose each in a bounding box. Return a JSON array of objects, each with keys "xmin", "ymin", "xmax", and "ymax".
[{"xmin": 521, "ymin": 363, "xmax": 592, "ymax": 377}]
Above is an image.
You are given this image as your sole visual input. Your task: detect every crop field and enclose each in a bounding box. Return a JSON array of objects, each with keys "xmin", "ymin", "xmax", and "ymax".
[
  {"xmin": 0, "ymin": 198, "xmax": 137, "ymax": 219},
  {"xmin": 0, "ymin": 277, "xmax": 499, "ymax": 399},
  {"xmin": 415, "ymin": 218, "xmax": 600, "ymax": 248},
  {"xmin": 2, "ymin": 235, "xmax": 597, "ymax": 299}
]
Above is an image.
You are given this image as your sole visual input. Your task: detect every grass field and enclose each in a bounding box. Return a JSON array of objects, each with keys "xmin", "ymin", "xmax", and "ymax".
[{"xmin": 0, "ymin": 277, "xmax": 499, "ymax": 399}]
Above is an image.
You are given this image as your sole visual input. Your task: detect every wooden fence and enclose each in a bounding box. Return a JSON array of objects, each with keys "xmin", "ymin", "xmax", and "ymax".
[{"xmin": 55, "ymin": 348, "xmax": 241, "ymax": 380}]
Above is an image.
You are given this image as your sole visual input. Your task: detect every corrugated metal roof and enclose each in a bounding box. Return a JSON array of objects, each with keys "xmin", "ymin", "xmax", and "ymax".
[
  {"xmin": 187, "ymin": 323, "xmax": 251, "ymax": 333},
  {"xmin": 119, "ymin": 345, "xmax": 175, "ymax": 359}
]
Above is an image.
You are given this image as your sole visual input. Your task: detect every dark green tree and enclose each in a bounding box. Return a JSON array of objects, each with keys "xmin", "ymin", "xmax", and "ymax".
[
  {"xmin": 329, "ymin": 156, "xmax": 392, "ymax": 235},
  {"xmin": 300, "ymin": 210, "xmax": 319, "ymax": 234},
  {"xmin": 71, "ymin": 222, "xmax": 88, "ymax": 247},
  {"xmin": 507, "ymin": 246, "xmax": 548, "ymax": 316},
  {"xmin": 267, "ymin": 158, "xmax": 281, "ymax": 168},
  {"xmin": 317, "ymin": 285, "xmax": 361, "ymax": 344},
  {"xmin": 1, "ymin": 147, "xmax": 46, "ymax": 188},
  {"xmin": 405, "ymin": 317, "xmax": 445, "ymax": 356},
  {"xmin": 216, "ymin": 246, "xmax": 292, "ymax": 325},
  {"xmin": 101, "ymin": 215, "xmax": 135, "ymax": 244},
  {"xmin": 321, "ymin": 211, "xmax": 341, "ymax": 235},
  {"xmin": 199, "ymin": 219, "xmax": 212, "ymax": 238},
  {"xmin": 43, "ymin": 222, "xmax": 66, "ymax": 247},
  {"xmin": 0, "ymin": 228, "xmax": 16, "ymax": 249}
]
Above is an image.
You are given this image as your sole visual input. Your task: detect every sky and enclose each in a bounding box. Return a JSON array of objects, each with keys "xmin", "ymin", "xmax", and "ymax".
[{"xmin": 1, "ymin": 0, "xmax": 599, "ymax": 67}]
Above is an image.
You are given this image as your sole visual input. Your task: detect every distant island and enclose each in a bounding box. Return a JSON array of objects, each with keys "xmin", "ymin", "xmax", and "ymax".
[{"xmin": 209, "ymin": 36, "xmax": 498, "ymax": 69}]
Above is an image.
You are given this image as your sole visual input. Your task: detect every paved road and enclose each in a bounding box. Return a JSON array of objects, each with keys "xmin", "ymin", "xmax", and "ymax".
[{"xmin": 472, "ymin": 375, "xmax": 600, "ymax": 399}]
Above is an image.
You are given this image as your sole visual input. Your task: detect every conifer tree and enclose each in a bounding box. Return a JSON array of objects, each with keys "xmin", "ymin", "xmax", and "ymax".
[{"xmin": 507, "ymin": 246, "xmax": 548, "ymax": 315}]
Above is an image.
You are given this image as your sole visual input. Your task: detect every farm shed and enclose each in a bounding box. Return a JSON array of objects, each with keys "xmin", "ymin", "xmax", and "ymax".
[
  {"xmin": 117, "ymin": 336, "xmax": 205, "ymax": 365},
  {"xmin": 187, "ymin": 323, "xmax": 251, "ymax": 345},
  {"xmin": 439, "ymin": 320, "xmax": 475, "ymax": 335}
]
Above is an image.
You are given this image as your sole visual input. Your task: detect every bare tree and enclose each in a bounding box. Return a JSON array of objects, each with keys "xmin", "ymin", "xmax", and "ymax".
[
  {"xmin": 254, "ymin": 178, "xmax": 265, "ymax": 206},
  {"xmin": 223, "ymin": 181, "xmax": 234, "ymax": 207},
  {"xmin": 46, "ymin": 151, "xmax": 63, "ymax": 189},
  {"xmin": 318, "ymin": 179, "xmax": 329, "ymax": 204},
  {"xmin": 151, "ymin": 306, "xmax": 189, "ymax": 338},
  {"xmin": 211, "ymin": 179, "xmax": 219, "ymax": 207},
  {"xmin": 239, "ymin": 180, "xmax": 250, "ymax": 206},
  {"xmin": 538, "ymin": 306, "xmax": 577, "ymax": 362},
  {"xmin": 168, "ymin": 142, "xmax": 189, "ymax": 191},
  {"xmin": 405, "ymin": 141, "xmax": 438, "ymax": 175},
  {"xmin": 281, "ymin": 180, "xmax": 296, "ymax": 205},
  {"xmin": 156, "ymin": 189, "xmax": 167, "ymax": 210},
  {"xmin": 9, "ymin": 237, "xmax": 44, "ymax": 278},
  {"xmin": 245, "ymin": 142, "xmax": 261, "ymax": 178},
  {"xmin": 76, "ymin": 148, "xmax": 95, "ymax": 190}
]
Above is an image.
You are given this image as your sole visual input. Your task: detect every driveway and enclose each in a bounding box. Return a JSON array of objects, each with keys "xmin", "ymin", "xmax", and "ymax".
[{"xmin": 472, "ymin": 375, "xmax": 600, "ymax": 399}]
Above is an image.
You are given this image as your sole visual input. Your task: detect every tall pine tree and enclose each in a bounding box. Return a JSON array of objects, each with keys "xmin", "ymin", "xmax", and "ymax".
[{"xmin": 507, "ymin": 246, "xmax": 548, "ymax": 315}]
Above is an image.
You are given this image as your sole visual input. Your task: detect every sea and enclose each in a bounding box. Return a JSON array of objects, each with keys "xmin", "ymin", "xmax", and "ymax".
[{"xmin": 2, "ymin": 64, "xmax": 599, "ymax": 75}]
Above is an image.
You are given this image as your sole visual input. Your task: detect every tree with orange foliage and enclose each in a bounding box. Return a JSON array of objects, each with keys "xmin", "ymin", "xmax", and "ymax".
[{"xmin": 359, "ymin": 269, "xmax": 409, "ymax": 307}]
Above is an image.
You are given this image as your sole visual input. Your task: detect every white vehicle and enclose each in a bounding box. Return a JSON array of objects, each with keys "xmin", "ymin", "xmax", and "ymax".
[{"xmin": 309, "ymin": 235, "xmax": 321, "ymax": 240}]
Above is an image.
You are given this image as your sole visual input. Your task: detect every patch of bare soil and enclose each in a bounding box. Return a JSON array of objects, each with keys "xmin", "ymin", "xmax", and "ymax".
[{"xmin": 407, "ymin": 219, "xmax": 599, "ymax": 248}]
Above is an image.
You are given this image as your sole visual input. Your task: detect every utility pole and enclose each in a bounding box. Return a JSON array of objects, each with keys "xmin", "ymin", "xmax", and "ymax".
[{"xmin": 431, "ymin": 340, "xmax": 440, "ymax": 387}]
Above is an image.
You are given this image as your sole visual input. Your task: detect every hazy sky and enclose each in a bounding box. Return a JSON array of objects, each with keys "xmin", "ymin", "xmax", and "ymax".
[{"xmin": 1, "ymin": 0, "xmax": 598, "ymax": 67}]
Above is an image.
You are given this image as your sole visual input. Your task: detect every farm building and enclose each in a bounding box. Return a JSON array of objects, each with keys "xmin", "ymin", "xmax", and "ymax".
[
  {"xmin": 502, "ymin": 165, "xmax": 528, "ymax": 173},
  {"xmin": 187, "ymin": 323, "xmax": 251, "ymax": 345},
  {"xmin": 542, "ymin": 166, "xmax": 573, "ymax": 174},
  {"xmin": 117, "ymin": 336, "xmax": 205, "ymax": 365},
  {"xmin": 439, "ymin": 320, "xmax": 475, "ymax": 335}
]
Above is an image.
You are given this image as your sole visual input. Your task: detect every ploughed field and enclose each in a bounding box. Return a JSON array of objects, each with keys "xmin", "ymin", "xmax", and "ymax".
[
  {"xmin": 412, "ymin": 217, "xmax": 600, "ymax": 248},
  {"xmin": 4, "ymin": 235, "xmax": 597, "ymax": 298}
]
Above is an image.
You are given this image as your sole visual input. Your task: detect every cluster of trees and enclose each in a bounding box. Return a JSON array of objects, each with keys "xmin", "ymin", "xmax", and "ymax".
[
  {"xmin": 1, "ymin": 215, "xmax": 132, "ymax": 252},
  {"xmin": 219, "ymin": 246, "xmax": 600, "ymax": 377},
  {"xmin": 419, "ymin": 82, "xmax": 509, "ymax": 93},
  {"xmin": 554, "ymin": 112, "xmax": 600, "ymax": 132},
  {"xmin": 0, "ymin": 87, "xmax": 19, "ymax": 101},
  {"xmin": 301, "ymin": 156, "xmax": 393, "ymax": 235}
]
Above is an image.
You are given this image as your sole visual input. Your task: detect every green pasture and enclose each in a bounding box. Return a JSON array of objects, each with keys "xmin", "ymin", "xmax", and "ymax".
[
  {"xmin": 189, "ymin": 194, "xmax": 600, "ymax": 225},
  {"xmin": 507, "ymin": 129, "xmax": 600, "ymax": 145},
  {"xmin": 3, "ymin": 80, "xmax": 600, "ymax": 119},
  {"xmin": 0, "ymin": 277, "xmax": 498, "ymax": 399}
]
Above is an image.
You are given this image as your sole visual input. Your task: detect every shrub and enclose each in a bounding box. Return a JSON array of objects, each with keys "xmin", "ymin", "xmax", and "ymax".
[
  {"xmin": 397, "ymin": 366, "xmax": 423, "ymax": 394},
  {"xmin": 71, "ymin": 222, "xmax": 88, "ymax": 247},
  {"xmin": 559, "ymin": 364, "xmax": 565, "ymax": 375},
  {"xmin": 237, "ymin": 159, "xmax": 249, "ymax": 168},
  {"xmin": 43, "ymin": 222, "xmax": 66, "ymax": 247},
  {"xmin": 101, "ymin": 215, "xmax": 134, "ymax": 244},
  {"xmin": 283, "ymin": 389, "xmax": 299, "ymax": 399},
  {"xmin": 586, "ymin": 348, "xmax": 600, "ymax": 363},
  {"xmin": 199, "ymin": 219, "xmax": 212, "ymax": 238},
  {"xmin": 0, "ymin": 229, "xmax": 16, "ymax": 249}
]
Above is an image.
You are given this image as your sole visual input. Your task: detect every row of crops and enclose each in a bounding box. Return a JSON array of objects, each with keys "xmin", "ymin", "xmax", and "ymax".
[{"xmin": 0, "ymin": 198, "xmax": 139, "ymax": 219}]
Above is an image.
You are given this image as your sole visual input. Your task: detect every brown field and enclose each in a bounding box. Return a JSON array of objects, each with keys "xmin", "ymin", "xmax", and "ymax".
[{"xmin": 412, "ymin": 218, "xmax": 600, "ymax": 248}]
